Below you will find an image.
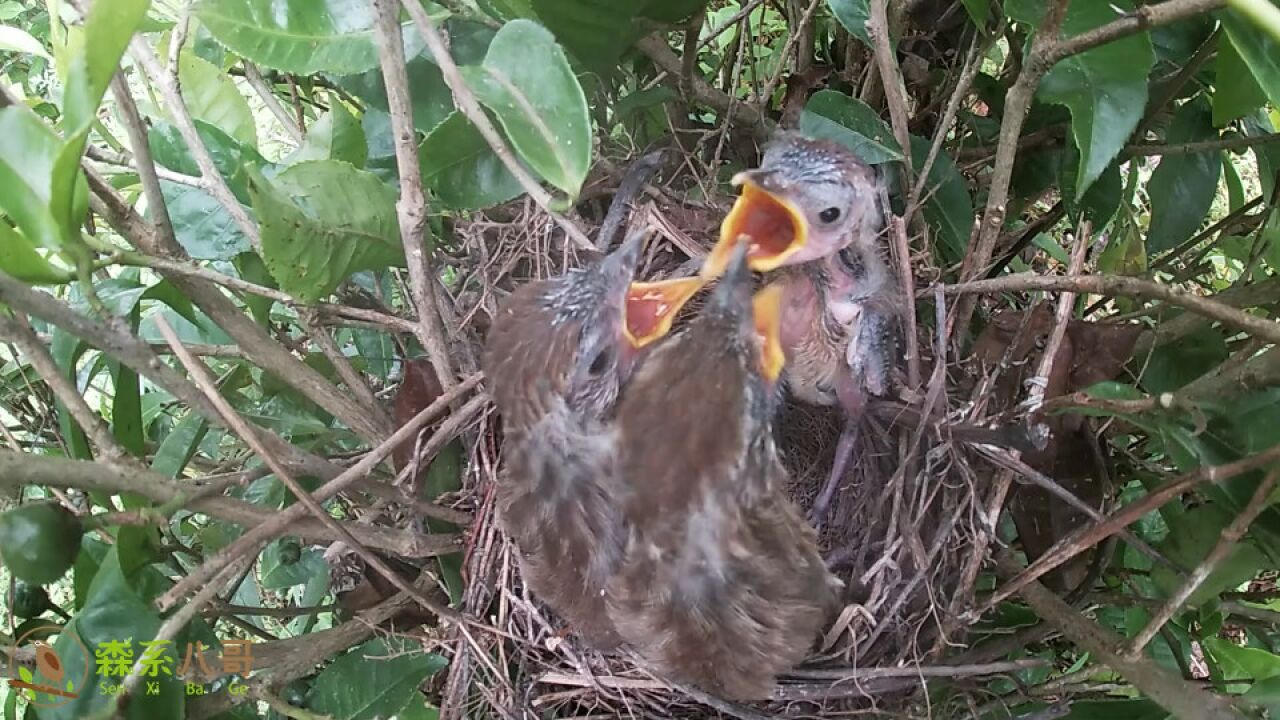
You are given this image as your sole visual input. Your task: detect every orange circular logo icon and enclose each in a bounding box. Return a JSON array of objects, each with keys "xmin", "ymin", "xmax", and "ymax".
[{"xmin": 6, "ymin": 624, "xmax": 90, "ymax": 709}]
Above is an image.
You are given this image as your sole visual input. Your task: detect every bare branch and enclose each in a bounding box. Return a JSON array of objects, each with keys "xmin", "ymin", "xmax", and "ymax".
[{"xmin": 242, "ymin": 61, "xmax": 305, "ymax": 144}]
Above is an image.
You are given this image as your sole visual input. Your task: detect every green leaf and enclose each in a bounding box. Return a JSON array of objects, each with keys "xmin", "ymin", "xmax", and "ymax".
[
  {"xmin": 159, "ymin": 181, "xmax": 252, "ymax": 260},
  {"xmin": 233, "ymin": 250, "xmax": 277, "ymax": 324},
  {"xmin": 0, "ymin": 107, "xmax": 71, "ymax": 249},
  {"xmin": 1033, "ymin": 0, "xmax": 1155, "ymax": 197},
  {"xmin": 147, "ymin": 119, "xmax": 267, "ymax": 204},
  {"xmin": 420, "ymin": 112, "xmax": 523, "ymax": 210},
  {"xmin": 1153, "ymin": 503, "xmax": 1269, "ymax": 608},
  {"xmin": 798, "ymin": 90, "xmax": 903, "ymax": 164},
  {"xmin": 61, "ymin": 0, "xmax": 151, "ymax": 135},
  {"xmin": 306, "ymin": 636, "xmax": 447, "ymax": 719},
  {"xmin": 111, "ymin": 359, "xmax": 145, "ymax": 458},
  {"xmin": 285, "ymin": 102, "xmax": 367, "ymax": 166},
  {"xmin": 909, "ymin": 135, "xmax": 974, "ymax": 264},
  {"xmin": 1222, "ymin": 8, "xmax": 1280, "ymax": 109},
  {"xmin": 259, "ymin": 538, "xmax": 326, "ymax": 588},
  {"xmin": 530, "ymin": 0, "xmax": 647, "ymax": 68},
  {"xmin": 1071, "ymin": 160, "xmax": 1122, "ymax": 229},
  {"xmin": 151, "ymin": 413, "xmax": 208, "ymax": 478},
  {"xmin": 336, "ymin": 47, "xmax": 455, "ymax": 135},
  {"xmin": 1146, "ymin": 98, "xmax": 1222, "ymax": 254},
  {"xmin": 959, "ymin": 0, "xmax": 987, "ymax": 28},
  {"xmin": 1214, "ymin": 31, "xmax": 1268, "ymax": 126},
  {"xmin": 196, "ymin": 0, "xmax": 394, "ymax": 75},
  {"xmin": 827, "ymin": 0, "xmax": 871, "ymax": 46},
  {"xmin": 249, "ymin": 160, "xmax": 404, "ymax": 302},
  {"xmin": 1204, "ymin": 636, "xmax": 1280, "ymax": 694},
  {"xmin": 0, "ymin": 24, "xmax": 51, "ymax": 59},
  {"xmin": 142, "ymin": 278, "xmax": 202, "ymax": 326},
  {"xmin": 0, "ymin": 221, "xmax": 72, "ymax": 283},
  {"xmin": 460, "ymin": 19, "xmax": 590, "ymax": 199},
  {"xmin": 44, "ymin": 549, "xmax": 185, "ymax": 719},
  {"xmin": 1141, "ymin": 326, "xmax": 1229, "ymax": 394},
  {"xmin": 177, "ymin": 51, "xmax": 257, "ymax": 147}
]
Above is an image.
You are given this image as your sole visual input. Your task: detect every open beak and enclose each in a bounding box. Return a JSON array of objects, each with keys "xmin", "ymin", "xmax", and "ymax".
[
  {"xmin": 623, "ymin": 275, "xmax": 707, "ymax": 348},
  {"xmin": 752, "ymin": 284, "xmax": 786, "ymax": 383},
  {"xmin": 702, "ymin": 173, "xmax": 808, "ymax": 279}
]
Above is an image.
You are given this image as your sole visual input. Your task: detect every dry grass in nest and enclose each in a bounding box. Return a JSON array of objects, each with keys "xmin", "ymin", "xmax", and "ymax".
[{"xmin": 438, "ymin": 204, "xmax": 998, "ymax": 719}]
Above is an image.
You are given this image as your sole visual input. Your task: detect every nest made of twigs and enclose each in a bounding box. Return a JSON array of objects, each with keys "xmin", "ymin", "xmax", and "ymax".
[{"xmin": 427, "ymin": 196, "xmax": 993, "ymax": 719}]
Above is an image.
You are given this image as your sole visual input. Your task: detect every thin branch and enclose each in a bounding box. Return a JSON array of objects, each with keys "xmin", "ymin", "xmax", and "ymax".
[
  {"xmin": 109, "ymin": 74, "xmax": 178, "ymax": 249},
  {"xmin": 242, "ymin": 62, "xmax": 305, "ymax": 144},
  {"xmin": 1125, "ymin": 467, "xmax": 1280, "ymax": 657},
  {"xmin": 127, "ymin": 40, "xmax": 261, "ymax": 248},
  {"xmin": 0, "ymin": 450, "xmax": 461, "ymax": 554},
  {"xmin": 757, "ymin": 0, "xmax": 822, "ymax": 107},
  {"xmin": 395, "ymin": 0, "xmax": 592, "ymax": 249},
  {"xmin": 999, "ymin": 553, "xmax": 1248, "ymax": 720},
  {"xmin": 1044, "ymin": 0, "xmax": 1226, "ymax": 64},
  {"xmin": 298, "ymin": 311, "xmax": 388, "ymax": 423},
  {"xmin": 0, "ymin": 270, "xmax": 339, "ymax": 480},
  {"xmin": 936, "ymin": 272, "xmax": 1280, "ymax": 345},
  {"xmin": 868, "ymin": 0, "xmax": 913, "ymax": 186},
  {"xmin": 0, "ymin": 313, "xmax": 134, "ymax": 466},
  {"xmin": 155, "ymin": 370, "xmax": 485, "ymax": 612},
  {"xmin": 1127, "ymin": 132, "xmax": 1280, "ymax": 156},
  {"xmin": 154, "ymin": 315, "xmax": 461, "ymax": 625},
  {"xmin": 370, "ymin": 0, "xmax": 458, "ymax": 389},
  {"xmin": 784, "ymin": 658, "xmax": 1048, "ymax": 681},
  {"xmin": 636, "ymin": 34, "xmax": 773, "ymax": 140}
]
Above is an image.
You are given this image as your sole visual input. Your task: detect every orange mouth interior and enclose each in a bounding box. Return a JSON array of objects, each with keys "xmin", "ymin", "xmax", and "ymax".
[
  {"xmin": 703, "ymin": 181, "xmax": 807, "ymax": 278},
  {"xmin": 623, "ymin": 276, "xmax": 707, "ymax": 348},
  {"xmin": 752, "ymin": 284, "xmax": 786, "ymax": 382}
]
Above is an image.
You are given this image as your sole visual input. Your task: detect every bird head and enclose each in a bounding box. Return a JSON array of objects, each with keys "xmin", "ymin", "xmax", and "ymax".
[
  {"xmin": 702, "ymin": 242, "xmax": 786, "ymax": 389},
  {"xmin": 702, "ymin": 133, "xmax": 881, "ymax": 278},
  {"xmin": 484, "ymin": 230, "xmax": 705, "ymax": 423}
]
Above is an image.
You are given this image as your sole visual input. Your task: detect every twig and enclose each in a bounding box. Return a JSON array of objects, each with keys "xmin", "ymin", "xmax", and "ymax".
[
  {"xmin": 888, "ymin": 215, "xmax": 921, "ymax": 388},
  {"xmin": 154, "ymin": 315, "xmax": 464, "ymax": 624},
  {"xmin": 242, "ymin": 62, "xmax": 305, "ymax": 144},
  {"xmin": 298, "ymin": 311, "xmax": 389, "ymax": 425},
  {"xmin": 395, "ymin": 0, "xmax": 592, "ymax": 250},
  {"xmin": 1023, "ymin": 224, "xmax": 1089, "ymax": 434},
  {"xmin": 636, "ymin": 34, "xmax": 773, "ymax": 140},
  {"xmin": 1124, "ymin": 467, "xmax": 1280, "ymax": 658},
  {"xmin": 999, "ymin": 552, "xmax": 1247, "ymax": 720},
  {"xmin": 109, "ymin": 75, "xmax": 178, "ymax": 249},
  {"xmin": 155, "ymin": 367, "xmax": 485, "ymax": 612},
  {"xmin": 867, "ymin": 0, "xmax": 913, "ymax": 186},
  {"xmin": 1127, "ymin": 132, "xmax": 1280, "ymax": 156},
  {"xmin": 976, "ymin": 444, "xmax": 1280, "ymax": 615},
  {"xmin": 127, "ymin": 41, "xmax": 261, "ymax": 249},
  {"xmin": 370, "ymin": 0, "xmax": 458, "ymax": 389},
  {"xmin": 1044, "ymin": 0, "xmax": 1226, "ymax": 64},
  {"xmin": 756, "ymin": 0, "xmax": 822, "ymax": 107},
  {"xmin": 936, "ymin": 273, "xmax": 1280, "ymax": 345},
  {"xmin": 0, "ymin": 313, "xmax": 134, "ymax": 466}
]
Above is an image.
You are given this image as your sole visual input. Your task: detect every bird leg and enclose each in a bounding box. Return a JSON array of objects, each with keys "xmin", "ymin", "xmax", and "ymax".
[{"xmin": 808, "ymin": 377, "xmax": 866, "ymax": 528}]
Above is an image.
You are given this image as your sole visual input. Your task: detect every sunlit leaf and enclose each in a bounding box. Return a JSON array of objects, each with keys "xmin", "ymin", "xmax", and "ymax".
[
  {"xmin": 0, "ymin": 24, "xmax": 51, "ymax": 59},
  {"xmin": 284, "ymin": 101, "xmax": 367, "ymax": 166},
  {"xmin": 0, "ymin": 221, "xmax": 72, "ymax": 283},
  {"xmin": 1222, "ymin": 7, "xmax": 1280, "ymax": 109},
  {"xmin": 177, "ymin": 51, "xmax": 257, "ymax": 147},
  {"xmin": 459, "ymin": 19, "xmax": 590, "ymax": 200}
]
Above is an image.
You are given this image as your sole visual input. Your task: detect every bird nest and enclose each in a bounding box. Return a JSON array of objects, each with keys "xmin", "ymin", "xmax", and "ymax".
[{"xmin": 435, "ymin": 200, "xmax": 995, "ymax": 718}]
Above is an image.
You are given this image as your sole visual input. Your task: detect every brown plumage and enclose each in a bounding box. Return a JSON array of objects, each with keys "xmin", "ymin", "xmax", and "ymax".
[
  {"xmin": 607, "ymin": 246, "xmax": 841, "ymax": 700},
  {"xmin": 483, "ymin": 232, "xmax": 704, "ymax": 650}
]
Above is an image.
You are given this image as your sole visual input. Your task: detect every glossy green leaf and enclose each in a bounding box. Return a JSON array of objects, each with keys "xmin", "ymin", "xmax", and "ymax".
[
  {"xmin": 306, "ymin": 636, "xmax": 448, "ymax": 719},
  {"xmin": 249, "ymin": 160, "xmax": 404, "ymax": 302},
  {"xmin": 827, "ymin": 0, "xmax": 871, "ymax": 46},
  {"xmin": 1146, "ymin": 99, "xmax": 1222, "ymax": 254},
  {"xmin": 177, "ymin": 51, "xmax": 257, "ymax": 147},
  {"xmin": 147, "ymin": 119, "xmax": 267, "ymax": 204},
  {"xmin": 196, "ymin": 0, "xmax": 390, "ymax": 75},
  {"xmin": 1214, "ymin": 31, "xmax": 1267, "ymax": 126},
  {"xmin": 151, "ymin": 413, "xmax": 208, "ymax": 479},
  {"xmin": 0, "ymin": 107, "xmax": 70, "ymax": 249},
  {"xmin": 0, "ymin": 221, "xmax": 72, "ymax": 283},
  {"xmin": 1222, "ymin": 8, "xmax": 1280, "ymax": 109},
  {"xmin": 233, "ymin": 250, "xmax": 277, "ymax": 324},
  {"xmin": 61, "ymin": 0, "xmax": 151, "ymax": 135},
  {"xmin": 959, "ymin": 0, "xmax": 987, "ymax": 28},
  {"xmin": 111, "ymin": 360, "xmax": 145, "ymax": 458},
  {"xmin": 798, "ymin": 90, "xmax": 903, "ymax": 164},
  {"xmin": 909, "ymin": 135, "xmax": 974, "ymax": 263},
  {"xmin": 420, "ymin": 112, "xmax": 523, "ymax": 210},
  {"xmin": 460, "ymin": 19, "xmax": 590, "ymax": 199},
  {"xmin": 1204, "ymin": 636, "xmax": 1280, "ymax": 694},
  {"xmin": 159, "ymin": 181, "xmax": 252, "ymax": 260},
  {"xmin": 337, "ymin": 46, "xmax": 455, "ymax": 135},
  {"xmin": 285, "ymin": 102, "xmax": 367, "ymax": 166},
  {"xmin": 0, "ymin": 24, "xmax": 51, "ymax": 59},
  {"xmin": 44, "ymin": 550, "xmax": 185, "ymax": 719},
  {"xmin": 1033, "ymin": 0, "xmax": 1154, "ymax": 198},
  {"xmin": 529, "ymin": 0, "xmax": 685, "ymax": 68}
]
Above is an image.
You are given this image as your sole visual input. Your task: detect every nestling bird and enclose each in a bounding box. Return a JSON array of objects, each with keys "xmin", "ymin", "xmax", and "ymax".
[
  {"xmin": 703, "ymin": 133, "xmax": 900, "ymax": 524},
  {"xmin": 482, "ymin": 231, "xmax": 705, "ymax": 650},
  {"xmin": 607, "ymin": 244, "xmax": 842, "ymax": 700}
]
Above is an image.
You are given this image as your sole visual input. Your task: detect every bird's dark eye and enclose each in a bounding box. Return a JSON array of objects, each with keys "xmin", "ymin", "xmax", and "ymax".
[
  {"xmin": 587, "ymin": 346, "xmax": 612, "ymax": 376},
  {"xmin": 819, "ymin": 207, "xmax": 842, "ymax": 223}
]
